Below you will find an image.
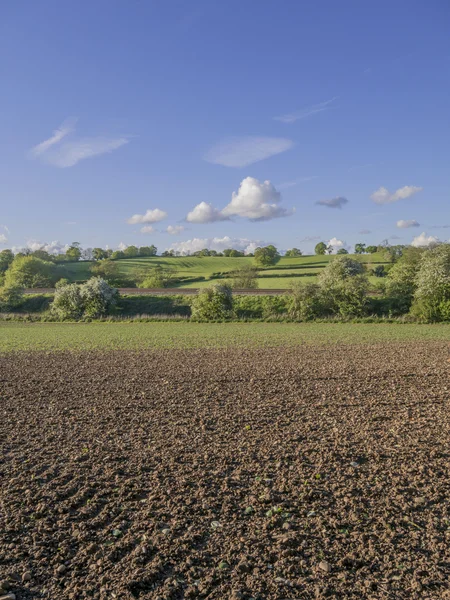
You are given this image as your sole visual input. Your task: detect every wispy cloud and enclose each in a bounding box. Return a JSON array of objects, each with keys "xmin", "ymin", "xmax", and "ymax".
[
  {"xmin": 30, "ymin": 117, "xmax": 77, "ymax": 157},
  {"xmin": 316, "ymin": 196, "xmax": 348, "ymax": 209},
  {"xmin": 204, "ymin": 136, "xmax": 293, "ymax": 168},
  {"xmin": 0, "ymin": 234, "xmax": 7, "ymax": 244},
  {"xmin": 277, "ymin": 176, "xmax": 318, "ymax": 190},
  {"xmin": 30, "ymin": 118, "xmax": 131, "ymax": 167},
  {"xmin": 371, "ymin": 185, "xmax": 423, "ymax": 205},
  {"xmin": 299, "ymin": 235, "xmax": 321, "ymax": 243},
  {"xmin": 274, "ymin": 97, "xmax": 338, "ymax": 124},
  {"xmin": 348, "ymin": 163, "xmax": 375, "ymax": 172}
]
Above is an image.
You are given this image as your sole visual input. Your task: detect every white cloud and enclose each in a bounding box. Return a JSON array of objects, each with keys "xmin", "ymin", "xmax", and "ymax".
[
  {"xmin": 30, "ymin": 118, "xmax": 130, "ymax": 167},
  {"xmin": 185, "ymin": 178, "xmax": 292, "ymax": 223},
  {"xmin": 118, "ymin": 242, "xmax": 128, "ymax": 251},
  {"xmin": 19, "ymin": 240, "xmax": 70, "ymax": 255},
  {"xmin": 371, "ymin": 185, "xmax": 423, "ymax": 204},
  {"xmin": 397, "ymin": 219, "xmax": 420, "ymax": 229},
  {"xmin": 411, "ymin": 232, "xmax": 439, "ymax": 247},
  {"xmin": 222, "ymin": 177, "xmax": 293, "ymax": 221},
  {"xmin": 0, "ymin": 234, "xmax": 7, "ymax": 244},
  {"xmin": 274, "ymin": 97, "xmax": 338, "ymax": 124},
  {"xmin": 316, "ymin": 196, "xmax": 348, "ymax": 209},
  {"xmin": 140, "ymin": 225, "xmax": 155, "ymax": 233},
  {"xmin": 167, "ymin": 236, "xmax": 267, "ymax": 256},
  {"xmin": 166, "ymin": 225, "xmax": 185, "ymax": 235},
  {"xmin": 186, "ymin": 202, "xmax": 228, "ymax": 224},
  {"xmin": 204, "ymin": 136, "xmax": 293, "ymax": 168},
  {"xmin": 30, "ymin": 117, "xmax": 77, "ymax": 157},
  {"xmin": 127, "ymin": 208, "xmax": 168, "ymax": 225},
  {"xmin": 327, "ymin": 237, "xmax": 349, "ymax": 253}
]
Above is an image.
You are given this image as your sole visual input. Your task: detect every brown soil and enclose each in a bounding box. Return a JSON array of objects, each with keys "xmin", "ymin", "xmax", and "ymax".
[{"xmin": 1, "ymin": 343, "xmax": 449, "ymax": 599}]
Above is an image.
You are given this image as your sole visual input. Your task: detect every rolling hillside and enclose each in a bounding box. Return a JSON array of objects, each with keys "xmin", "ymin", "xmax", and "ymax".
[{"xmin": 64, "ymin": 253, "xmax": 389, "ymax": 289}]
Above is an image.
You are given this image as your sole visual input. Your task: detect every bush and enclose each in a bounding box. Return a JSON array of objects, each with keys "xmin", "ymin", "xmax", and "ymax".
[
  {"xmin": 4, "ymin": 255, "xmax": 56, "ymax": 288},
  {"xmin": 230, "ymin": 266, "xmax": 259, "ymax": 289},
  {"xmin": 191, "ymin": 284, "xmax": 233, "ymax": 321},
  {"xmin": 287, "ymin": 283, "xmax": 324, "ymax": 320},
  {"xmin": 318, "ymin": 256, "xmax": 368, "ymax": 317},
  {"xmin": 0, "ymin": 284, "xmax": 24, "ymax": 310},
  {"xmin": 51, "ymin": 277, "xmax": 118, "ymax": 320},
  {"xmin": 51, "ymin": 283, "xmax": 83, "ymax": 320},
  {"xmin": 80, "ymin": 277, "xmax": 119, "ymax": 318}
]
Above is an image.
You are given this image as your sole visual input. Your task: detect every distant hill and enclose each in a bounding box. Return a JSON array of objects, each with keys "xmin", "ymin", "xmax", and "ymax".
[{"xmin": 64, "ymin": 253, "xmax": 389, "ymax": 289}]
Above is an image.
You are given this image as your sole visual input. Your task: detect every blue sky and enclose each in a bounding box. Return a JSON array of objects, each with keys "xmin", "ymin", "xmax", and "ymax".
[{"xmin": 1, "ymin": 0, "xmax": 449, "ymax": 254}]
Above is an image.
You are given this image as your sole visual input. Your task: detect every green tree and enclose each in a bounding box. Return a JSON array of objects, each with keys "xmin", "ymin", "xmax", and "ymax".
[
  {"xmin": 0, "ymin": 284, "xmax": 24, "ymax": 310},
  {"xmin": 229, "ymin": 249, "xmax": 244, "ymax": 257},
  {"xmin": 92, "ymin": 248, "xmax": 108, "ymax": 261},
  {"xmin": 337, "ymin": 248, "xmax": 349, "ymax": 255},
  {"xmin": 318, "ymin": 256, "xmax": 368, "ymax": 316},
  {"xmin": 411, "ymin": 244, "xmax": 450, "ymax": 321},
  {"xmin": 139, "ymin": 245, "xmax": 157, "ymax": 257},
  {"xmin": 230, "ymin": 266, "xmax": 259, "ymax": 289},
  {"xmin": 111, "ymin": 250, "xmax": 125, "ymax": 260},
  {"xmin": 366, "ymin": 245, "xmax": 378, "ymax": 254},
  {"xmin": 65, "ymin": 242, "xmax": 82, "ymax": 262},
  {"xmin": 287, "ymin": 283, "xmax": 324, "ymax": 320},
  {"xmin": 191, "ymin": 284, "xmax": 233, "ymax": 321},
  {"xmin": 0, "ymin": 249, "xmax": 14, "ymax": 273},
  {"xmin": 123, "ymin": 245, "xmax": 139, "ymax": 258},
  {"xmin": 254, "ymin": 245, "xmax": 280, "ymax": 266},
  {"xmin": 90, "ymin": 259, "xmax": 136, "ymax": 287},
  {"xmin": 4, "ymin": 255, "xmax": 55, "ymax": 288},
  {"xmin": 285, "ymin": 248, "xmax": 302, "ymax": 257},
  {"xmin": 385, "ymin": 247, "xmax": 423, "ymax": 313},
  {"xmin": 354, "ymin": 243, "xmax": 366, "ymax": 254},
  {"xmin": 315, "ymin": 242, "xmax": 327, "ymax": 255}
]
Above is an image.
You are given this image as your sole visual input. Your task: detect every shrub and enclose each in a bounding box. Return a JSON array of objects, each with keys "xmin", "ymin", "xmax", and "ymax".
[
  {"xmin": 318, "ymin": 256, "xmax": 368, "ymax": 317},
  {"xmin": 0, "ymin": 284, "xmax": 24, "ymax": 310},
  {"xmin": 411, "ymin": 244, "xmax": 450, "ymax": 321},
  {"xmin": 51, "ymin": 277, "xmax": 118, "ymax": 320},
  {"xmin": 230, "ymin": 266, "xmax": 259, "ymax": 289},
  {"xmin": 287, "ymin": 283, "xmax": 324, "ymax": 320},
  {"xmin": 80, "ymin": 277, "xmax": 119, "ymax": 318},
  {"xmin": 372, "ymin": 265, "xmax": 387, "ymax": 277},
  {"xmin": 191, "ymin": 284, "xmax": 233, "ymax": 321},
  {"xmin": 51, "ymin": 283, "xmax": 84, "ymax": 320},
  {"xmin": 4, "ymin": 255, "xmax": 56, "ymax": 288}
]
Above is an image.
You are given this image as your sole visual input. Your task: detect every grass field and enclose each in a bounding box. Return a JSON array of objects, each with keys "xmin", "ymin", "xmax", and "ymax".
[
  {"xmin": 65, "ymin": 253, "xmax": 390, "ymax": 288},
  {"xmin": 1, "ymin": 321, "xmax": 449, "ymax": 352}
]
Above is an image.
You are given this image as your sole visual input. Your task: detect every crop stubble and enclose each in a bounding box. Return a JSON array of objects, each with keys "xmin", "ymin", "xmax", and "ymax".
[{"xmin": 0, "ymin": 343, "xmax": 449, "ymax": 599}]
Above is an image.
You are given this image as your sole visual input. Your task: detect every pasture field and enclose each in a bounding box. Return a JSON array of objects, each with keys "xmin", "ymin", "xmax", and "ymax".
[
  {"xmin": 0, "ymin": 321, "xmax": 449, "ymax": 352},
  {"xmin": 1, "ymin": 340, "xmax": 449, "ymax": 598},
  {"xmin": 65, "ymin": 253, "xmax": 390, "ymax": 287}
]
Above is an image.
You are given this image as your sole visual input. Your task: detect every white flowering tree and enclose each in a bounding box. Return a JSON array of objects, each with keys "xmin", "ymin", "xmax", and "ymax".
[{"xmin": 412, "ymin": 244, "xmax": 450, "ymax": 321}]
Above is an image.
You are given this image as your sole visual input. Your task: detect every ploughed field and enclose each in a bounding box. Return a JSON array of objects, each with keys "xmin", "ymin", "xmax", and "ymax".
[{"xmin": 1, "ymin": 344, "xmax": 450, "ymax": 599}]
